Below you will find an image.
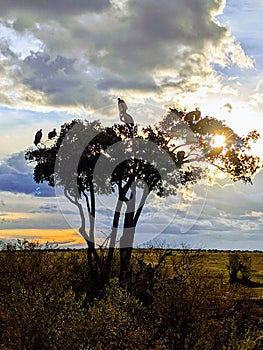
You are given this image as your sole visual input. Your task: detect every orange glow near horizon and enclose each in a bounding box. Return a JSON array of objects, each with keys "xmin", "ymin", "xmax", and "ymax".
[
  {"xmin": 0, "ymin": 228, "xmax": 87, "ymax": 247},
  {"xmin": 0, "ymin": 212, "xmax": 35, "ymax": 220}
]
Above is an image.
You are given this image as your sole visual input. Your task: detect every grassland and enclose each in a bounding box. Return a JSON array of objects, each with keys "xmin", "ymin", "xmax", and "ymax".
[{"xmin": 0, "ymin": 243, "xmax": 263, "ymax": 349}]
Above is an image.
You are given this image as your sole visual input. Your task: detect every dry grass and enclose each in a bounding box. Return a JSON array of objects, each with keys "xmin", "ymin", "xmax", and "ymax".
[{"xmin": 132, "ymin": 249, "xmax": 263, "ymax": 298}]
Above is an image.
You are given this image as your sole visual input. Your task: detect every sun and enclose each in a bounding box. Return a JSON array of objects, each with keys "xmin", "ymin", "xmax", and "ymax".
[{"xmin": 211, "ymin": 134, "xmax": 226, "ymax": 148}]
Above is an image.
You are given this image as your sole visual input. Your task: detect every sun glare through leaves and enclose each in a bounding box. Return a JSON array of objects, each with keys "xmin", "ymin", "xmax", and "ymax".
[{"xmin": 211, "ymin": 134, "xmax": 226, "ymax": 148}]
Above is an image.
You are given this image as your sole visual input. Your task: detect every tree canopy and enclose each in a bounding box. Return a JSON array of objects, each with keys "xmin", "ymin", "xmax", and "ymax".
[{"xmin": 25, "ymin": 106, "xmax": 261, "ymax": 288}]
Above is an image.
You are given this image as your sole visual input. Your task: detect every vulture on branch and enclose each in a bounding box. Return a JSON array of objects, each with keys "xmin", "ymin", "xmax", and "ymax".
[
  {"xmin": 34, "ymin": 129, "xmax": 42, "ymax": 146},
  {"xmin": 48, "ymin": 128, "xmax": 57, "ymax": 139},
  {"xmin": 118, "ymin": 98, "xmax": 134, "ymax": 125}
]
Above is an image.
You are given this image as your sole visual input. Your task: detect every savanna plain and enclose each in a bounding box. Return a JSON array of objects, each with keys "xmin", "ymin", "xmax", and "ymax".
[{"xmin": 0, "ymin": 240, "xmax": 263, "ymax": 350}]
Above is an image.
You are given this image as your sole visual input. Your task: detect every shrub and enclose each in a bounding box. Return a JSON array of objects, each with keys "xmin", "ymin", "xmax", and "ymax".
[
  {"xmin": 0, "ymin": 241, "xmax": 88, "ymax": 350},
  {"xmin": 85, "ymin": 278, "xmax": 149, "ymax": 350},
  {"xmin": 227, "ymin": 252, "xmax": 252, "ymax": 283}
]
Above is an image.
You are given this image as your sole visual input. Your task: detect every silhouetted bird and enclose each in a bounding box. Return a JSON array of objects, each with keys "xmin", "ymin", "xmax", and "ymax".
[
  {"xmin": 48, "ymin": 128, "xmax": 57, "ymax": 139},
  {"xmin": 34, "ymin": 129, "xmax": 42, "ymax": 146},
  {"xmin": 177, "ymin": 150, "xmax": 185, "ymax": 166},
  {"xmin": 184, "ymin": 109, "xmax": 201, "ymax": 124},
  {"xmin": 118, "ymin": 98, "xmax": 134, "ymax": 125}
]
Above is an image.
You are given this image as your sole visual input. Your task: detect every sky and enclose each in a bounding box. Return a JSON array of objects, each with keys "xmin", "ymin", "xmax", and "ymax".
[{"xmin": 0, "ymin": 0, "xmax": 262, "ymax": 250}]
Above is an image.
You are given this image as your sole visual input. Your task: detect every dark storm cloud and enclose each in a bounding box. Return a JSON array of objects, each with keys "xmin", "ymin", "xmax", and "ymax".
[
  {"xmin": 0, "ymin": 0, "xmax": 110, "ymax": 17},
  {"xmin": 97, "ymin": 77, "xmax": 159, "ymax": 91},
  {"xmin": 22, "ymin": 54, "xmax": 79, "ymax": 103},
  {"xmin": 0, "ymin": 173, "xmax": 34, "ymax": 194},
  {"xmin": 21, "ymin": 52, "xmax": 111, "ymax": 107},
  {"xmin": 129, "ymin": 0, "xmax": 226, "ymax": 44},
  {"xmin": 0, "ymin": 152, "xmax": 54, "ymax": 196},
  {"xmin": 23, "ymin": 54, "xmax": 76, "ymax": 81},
  {"xmin": 87, "ymin": 0, "xmax": 226, "ymax": 76}
]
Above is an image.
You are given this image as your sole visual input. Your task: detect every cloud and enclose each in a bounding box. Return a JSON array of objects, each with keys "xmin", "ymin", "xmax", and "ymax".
[
  {"xmin": 21, "ymin": 52, "xmax": 111, "ymax": 108},
  {"xmin": 0, "ymin": 1, "xmax": 110, "ymax": 18},
  {"xmin": 0, "ymin": 151, "xmax": 55, "ymax": 196},
  {"xmin": 149, "ymin": 170, "xmax": 263, "ymax": 249},
  {"xmin": 0, "ymin": 168, "xmax": 262, "ymax": 249},
  {"xmin": 38, "ymin": 204, "xmax": 58, "ymax": 213},
  {"xmin": 249, "ymin": 79, "xmax": 263, "ymax": 108},
  {"xmin": 0, "ymin": 0, "xmax": 254, "ymax": 112},
  {"xmin": 4, "ymin": 152, "xmax": 33, "ymax": 174}
]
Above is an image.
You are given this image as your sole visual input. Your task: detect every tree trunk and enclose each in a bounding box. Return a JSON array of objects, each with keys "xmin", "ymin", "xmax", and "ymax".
[
  {"xmin": 119, "ymin": 204, "xmax": 135, "ymax": 289},
  {"xmin": 86, "ymin": 240, "xmax": 99, "ymax": 281},
  {"xmin": 75, "ymin": 191, "xmax": 102, "ymax": 289},
  {"xmin": 119, "ymin": 245, "xmax": 134, "ymax": 289},
  {"xmin": 104, "ymin": 199, "xmax": 123, "ymax": 284},
  {"xmin": 119, "ymin": 186, "xmax": 149, "ymax": 289}
]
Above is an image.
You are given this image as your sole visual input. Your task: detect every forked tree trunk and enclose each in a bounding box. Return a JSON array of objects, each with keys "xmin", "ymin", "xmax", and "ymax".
[
  {"xmin": 119, "ymin": 186, "xmax": 149, "ymax": 288},
  {"xmin": 119, "ymin": 212, "xmax": 135, "ymax": 289}
]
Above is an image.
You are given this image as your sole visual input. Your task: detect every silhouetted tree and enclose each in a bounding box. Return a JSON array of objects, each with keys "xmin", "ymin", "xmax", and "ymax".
[{"xmin": 25, "ymin": 107, "xmax": 261, "ymax": 290}]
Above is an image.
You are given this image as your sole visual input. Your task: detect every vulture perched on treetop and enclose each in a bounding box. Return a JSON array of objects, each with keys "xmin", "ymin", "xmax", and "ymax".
[
  {"xmin": 48, "ymin": 128, "xmax": 57, "ymax": 139},
  {"xmin": 184, "ymin": 109, "xmax": 201, "ymax": 124},
  {"xmin": 34, "ymin": 129, "xmax": 42, "ymax": 146},
  {"xmin": 118, "ymin": 98, "xmax": 134, "ymax": 125}
]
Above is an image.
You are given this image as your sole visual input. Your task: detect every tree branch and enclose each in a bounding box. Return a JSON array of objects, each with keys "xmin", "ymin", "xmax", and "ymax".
[{"xmin": 64, "ymin": 189, "xmax": 90, "ymax": 242}]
